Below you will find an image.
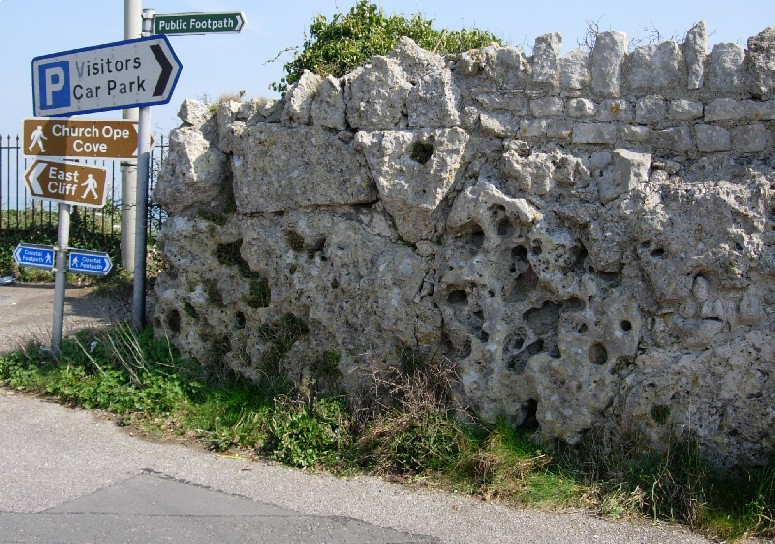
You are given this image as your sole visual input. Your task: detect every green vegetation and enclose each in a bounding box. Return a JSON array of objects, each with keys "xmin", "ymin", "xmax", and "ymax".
[
  {"xmin": 1, "ymin": 328, "xmax": 772, "ymax": 541},
  {"xmin": 271, "ymin": 0, "xmax": 502, "ymax": 92}
]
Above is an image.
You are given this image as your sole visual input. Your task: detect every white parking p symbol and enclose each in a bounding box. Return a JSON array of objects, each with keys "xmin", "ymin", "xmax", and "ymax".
[{"xmin": 45, "ymin": 66, "xmax": 65, "ymax": 107}]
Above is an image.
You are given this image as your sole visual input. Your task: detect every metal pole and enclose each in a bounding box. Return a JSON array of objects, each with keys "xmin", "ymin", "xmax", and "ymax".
[
  {"xmin": 132, "ymin": 8, "xmax": 154, "ymax": 332},
  {"xmin": 121, "ymin": 0, "xmax": 141, "ymax": 271},
  {"xmin": 52, "ymin": 203, "xmax": 70, "ymax": 353}
]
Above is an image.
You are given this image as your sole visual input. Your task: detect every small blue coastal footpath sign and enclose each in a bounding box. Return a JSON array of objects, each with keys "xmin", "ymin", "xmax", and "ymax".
[
  {"xmin": 31, "ymin": 35, "xmax": 182, "ymax": 117},
  {"xmin": 67, "ymin": 248, "xmax": 113, "ymax": 276},
  {"xmin": 13, "ymin": 243, "xmax": 55, "ymax": 271}
]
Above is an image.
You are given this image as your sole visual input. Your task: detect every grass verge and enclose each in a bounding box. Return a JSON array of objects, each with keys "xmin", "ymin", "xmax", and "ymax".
[{"xmin": 0, "ymin": 326, "xmax": 772, "ymax": 541}]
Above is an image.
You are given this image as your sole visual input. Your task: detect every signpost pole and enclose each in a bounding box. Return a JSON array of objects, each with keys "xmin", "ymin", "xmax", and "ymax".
[
  {"xmin": 121, "ymin": 0, "xmax": 142, "ymax": 272},
  {"xmin": 52, "ymin": 203, "xmax": 71, "ymax": 353},
  {"xmin": 132, "ymin": 8, "xmax": 155, "ymax": 332}
]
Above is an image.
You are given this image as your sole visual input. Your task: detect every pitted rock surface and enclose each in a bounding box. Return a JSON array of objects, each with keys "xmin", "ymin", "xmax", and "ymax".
[{"xmin": 154, "ymin": 31, "xmax": 775, "ymax": 467}]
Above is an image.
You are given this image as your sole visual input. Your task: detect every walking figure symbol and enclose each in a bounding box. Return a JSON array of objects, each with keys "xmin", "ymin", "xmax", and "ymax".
[
  {"xmin": 81, "ymin": 174, "xmax": 99, "ymax": 200},
  {"xmin": 29, "ymin": 125, "xmax": 47, "ymax": 152}
]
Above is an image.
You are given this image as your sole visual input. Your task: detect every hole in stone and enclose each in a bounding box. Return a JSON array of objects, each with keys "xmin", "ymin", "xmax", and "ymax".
[
  {"xmin": 570, "ymin": 244, "xmax": 588, "ymax": 270},
  {"xmin": 735, "ymin": 242, "xmax": 744, "ymax": 251},
  {"xmin": 215, "ymin": 239, "xmax": 252, "ymax": 277},
  {"xmin": 509, "ymin": 333, "xmax": 525, "ymax": 351},
  {"xmin": 531, "ymin": 244, "xmax": 543, "ymax": 256},
  {"xmin": 410, "ymin": 140, "xmax": 434, "ymax": 165},
  {"xmin": 597, "ymin": 271, "xmax": 622, "ymax": 288},
  {"xmin": 589, "ymin": 342, "xmax": 608, "ymax": 365},
  {"xmin": 497, "ymin": 218, "xmax": 514, "ymax": 237},
  {"xmin": 448, "ymin": 290, "xmax": 467, "ymax": 305},
  {"xmin": 562, "ymin": 297, "xmax": 586, "ymax": 312},
  {"xmin": 650, "ymin": 247, "xmax": 665, "ymax": 258},
  {"xmin": 236, "ymin": 311, "xmax": 247, "ymax": 329},
  {"xmin": 508, "ymin": 267, "xmax": 539, "ymax": 303},
  {"xmin": 520, "ymin": 399, "xmax": 540, "ymax": 432},
  {"xmin": 479, "ymin": 329, "xmax": 489, "ymax": 342},
  {"xmin": 578, "ymin": 323, "xmax": 589, "ymax": 334},
  {"xmin": 620, "ymin": 320, "xmax": 632, "ymax": 332},
  {"xmin": 507, "ymin": 339, "xmax": 543, "ymax": 374},
  {"xmin": 524, "ymin": 301, "xmax": 560, "ymax": 336},
  {"xmin": 285, "ymin": 230, "xmax": 306, "ymax": 252},
  {"xmin": 650, "ymin": 404, "xmax": 670, "ymax": 425},
  {"xmin": 168, "ymin": 309, "xmax": 181, "ymax": 334},
  {"xmin": 469, "ymin": 228, "xmax": 485, "ymax": 249},
  {"xmin": 331, "ymin": 278, "xmax": 340, "ymax": 289},
  {"xmin": 488, "ymin": 290, "xmax": 496, "ymax": 298},
  {"xmin": 512, "ymin": 245, "xmax": 528, "ymax": 261}
]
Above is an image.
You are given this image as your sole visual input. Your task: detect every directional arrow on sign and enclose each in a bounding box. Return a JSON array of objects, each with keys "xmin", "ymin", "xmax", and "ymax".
[
  {"xmin": 25, "ymin": 159, "xmax": 108, "ymax": 208},
  {"xmin": 13, "ymin": 243, "xmax": 56, "ymax": 271},
  {"xmin": 31, "ymin": 35, "xmax": 183, "ymax": 117},
  {"xmin": 67, "ymin": 248, "xmax": 113, "ymax": 276}
]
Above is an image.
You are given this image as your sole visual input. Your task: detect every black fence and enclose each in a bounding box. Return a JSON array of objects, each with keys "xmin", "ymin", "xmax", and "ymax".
[{"xmin": 0, "ymin": 134, "xmax": 168, "ymax": 238}]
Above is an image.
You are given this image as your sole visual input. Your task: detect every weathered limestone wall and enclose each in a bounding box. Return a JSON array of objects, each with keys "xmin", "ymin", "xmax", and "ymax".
[{"xmin": 153, "ymin": 24, "xmax": 775, "ymax": 467}]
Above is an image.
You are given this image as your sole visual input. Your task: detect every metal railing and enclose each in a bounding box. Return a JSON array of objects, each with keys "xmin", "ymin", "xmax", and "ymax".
[{"xmin": 0, "ymin": 134, "xmax": 168, "ymax": 238}]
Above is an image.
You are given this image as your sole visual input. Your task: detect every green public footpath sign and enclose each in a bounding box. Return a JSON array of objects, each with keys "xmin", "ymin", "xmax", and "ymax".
[{"xmin": 153, "ymin": 12, "xmax": 247, "ymax": 35}]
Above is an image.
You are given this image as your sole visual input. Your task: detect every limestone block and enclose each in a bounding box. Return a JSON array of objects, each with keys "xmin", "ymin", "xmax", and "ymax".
[
  {"xmin": 178, "ymin": 98, "xmax": 214, "ymax": 129},
  {"xmin": 590, "ymin": 31, "xmax": 628, "ymax": 97},
  {"xmin": 622, "ymin": 332, "xmax": 775, "ymax": 467},
  {"xmin": 545, "ymin": 120, "xmax": 575, "ymax": 141},
  {"xmin": 705, "ymin": 98, "xmax": 747, "ymax": 121},
  {"xmin": 683, "ymin": 21, "xmax": 707, "ymax": 89},
  {"xmin": 519, "ymin": 119, "xmax": 548, "ymax": 139},
  {"xmin": 620, "ymin": 125, "xmax": 651, "ymax": 143},
  {"xmin": 709, "ymin": 43, "xmax": 746, "ymax": 93},
  {"xmin": 311, "ymin": 75, "xmax": 346, "ymax": 130},
  {"xmin": 532, "ymin": 32, "xmax": 561, "ymax": 90},
  {"xmin": 567, "ymin": 98, "xmax": 596, "ymax": 117},
  {"xmin": 281, "ymin": 70, "xmax": 323, "ymax": 125},
  {"xmin": 345, "ymin": 56, "xmax": 412, "ymax": 130},
  {"xmin": 628, "ymin": 41, "xmax": 684, "ymax": 92},
  {"xmin": 696, "ymin": 124, "xmax": 732, "ymax": 152},
  {"xmin": 746, "ymin": 26, "xmax": 775, "ymax": 99},
  {"xmin": 479, "ymin": 111, "xmax": 521, "ymax": 137},
  {"xmin": 501, "ymin": 146, "xmax": 587, "ymax": 196},
  {"xmin": 215, "ymin": 101, "xmax": 242, "ymax": 152},
  {"xmin": 571, "ymin": 123, "xmax": 618, "ymax": 144},
  {"xmin": 746, "ymin": 100, "xmax": 775, "ymax": 120},
  {"xmin": 388, "ymin": 36, "xmax": 446, "ymax": 83},
  {"xmin": 154, "ymin": 127, "xmax": 228, "ymax": 215},
  {"xmin": 598, "ymin": 149, "xmax": 651, "ymax": 204},
  {"xmin": 407, "ymin": 69, "xmax": 461, "ymax": 127},
  {"xmin": 732, "ymin": 123, "xmax": 771, "ymax": 152},
  {"xmin": 529, "ymin": 97, "xmax": 564, "ymax": 116},
  {"xmin": 651, "ymin": 126, "xmax": 694, "ymax": 152},
  {"xmin": 668, "ymin": 99, "xmax": 704, "ymax": 121},
  {"xmin": 597, "ymin": 99, "xmax": 633, "ymax": 122},
  {"xmin": 559, "ymin": 48, "xmax": 590, "ymax": 94},
  {"xmin": 354, "ymin": 127, "xmax": 469, "ymax": 242},
  {"xmin": 473, "ymin": 91, "xmax": 528, "ymax": 113},
  {"xmin": 635, "ymin": 95, "xmax": 667, "ymax": 125},
  {"xmin": 448, "ymin": 180, "xmax": 542, "ymax": 240},
  {"xmin": 232, "ymin": 124, "xmax": 376, "ymax": 213}
]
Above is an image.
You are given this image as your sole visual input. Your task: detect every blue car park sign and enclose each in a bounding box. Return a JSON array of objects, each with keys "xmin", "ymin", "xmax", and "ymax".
[
  {"xmin": 13, "ymin": 243, "xmax": 56, "ymax": 271},
  {"xmin": 31, "ymin": 35, "xmax": 182, "ymax": 117},
  {"xmin": 67, "ymin": 248, "xmax": 113, "ymax": 276}
]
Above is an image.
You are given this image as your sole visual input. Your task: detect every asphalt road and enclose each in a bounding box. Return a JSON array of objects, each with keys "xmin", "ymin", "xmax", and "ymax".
[{"xmin": 0, "ymin": 283, "xmax": 717, "ymax": 543}]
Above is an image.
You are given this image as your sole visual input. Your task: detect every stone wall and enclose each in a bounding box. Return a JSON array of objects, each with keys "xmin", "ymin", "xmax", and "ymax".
[{"xmin": 153, "ymin": 23, "xmax": 775, "ymax": 467}]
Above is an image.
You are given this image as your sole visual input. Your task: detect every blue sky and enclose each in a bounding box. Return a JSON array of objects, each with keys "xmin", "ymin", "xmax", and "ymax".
[{"xmin": 1, "ymin": 0, "xmax": 773, "ymax": 137}]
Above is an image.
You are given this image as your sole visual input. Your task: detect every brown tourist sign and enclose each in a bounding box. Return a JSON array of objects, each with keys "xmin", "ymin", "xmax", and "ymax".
[
  {"xmin": 23, "ymin": 118, "xmax": 141, "ymax": 159},
  {"xmin": 24, "ymin": 159, "xmax": 108, "ymax": 208}
]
